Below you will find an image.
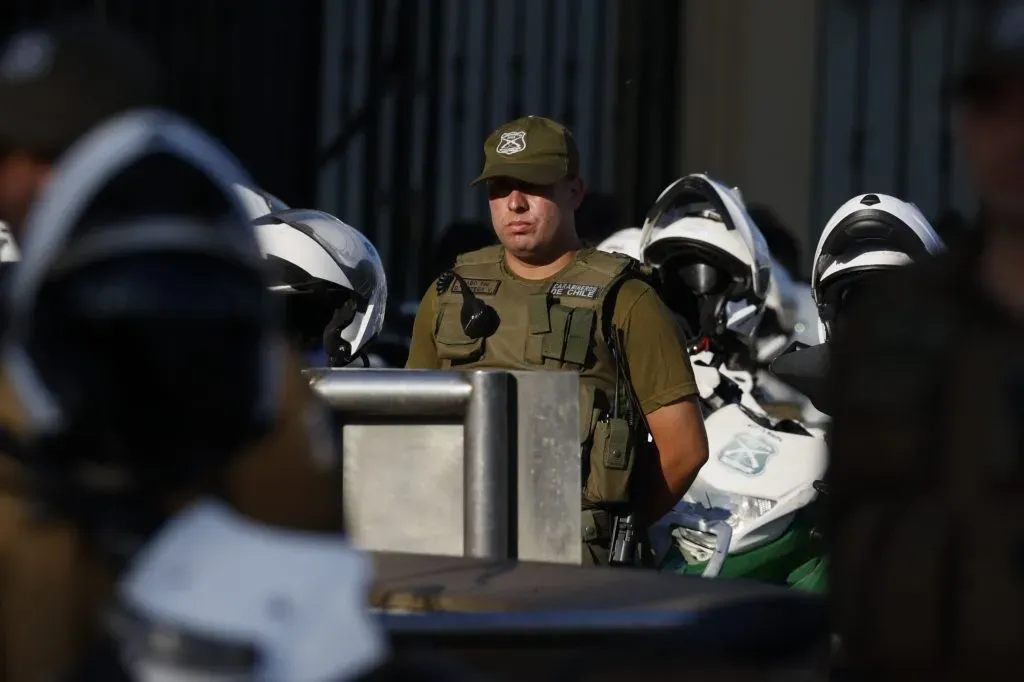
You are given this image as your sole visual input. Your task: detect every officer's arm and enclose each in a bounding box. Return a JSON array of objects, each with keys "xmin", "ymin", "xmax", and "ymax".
[
  {"xmin": 404, "ymin": 283, "xmax": 441, "ymax": 370},
  {"xmin": 618, "ymin": 284, "xmax": 709, "ymax": 526}
]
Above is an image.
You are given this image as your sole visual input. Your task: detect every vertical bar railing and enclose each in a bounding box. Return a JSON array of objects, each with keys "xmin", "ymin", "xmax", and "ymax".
[{"xmin": 463, "ymin": 370, "xmax": 510, "ymax": 559}]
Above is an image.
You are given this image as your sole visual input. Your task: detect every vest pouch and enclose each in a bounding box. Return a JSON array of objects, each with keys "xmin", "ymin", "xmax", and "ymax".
[
  {"xmin": 541, "ymin": 304, "xmax": 573, "ymax": 365},
  {"xmin": 584, "ymin": 417, "xmax": 634, "ymax": 505},
  {"xmin": 434, "ymin": 300, "xmax": 484, "ymax": 363}
]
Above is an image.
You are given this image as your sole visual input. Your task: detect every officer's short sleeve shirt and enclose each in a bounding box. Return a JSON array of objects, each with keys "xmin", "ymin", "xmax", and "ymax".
[
  {"xmin": 609, "ymin": 278, "xmax": 699, "ymax": 414},
  {"xmin": 406, "ymin": 281, "xmax": 441, "ymax": 370}
]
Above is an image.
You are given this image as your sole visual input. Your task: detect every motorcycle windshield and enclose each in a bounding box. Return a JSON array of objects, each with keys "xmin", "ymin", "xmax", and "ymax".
[{"xmin": 639, "ymin": 174, "xmax": 772, "ymax": 301}]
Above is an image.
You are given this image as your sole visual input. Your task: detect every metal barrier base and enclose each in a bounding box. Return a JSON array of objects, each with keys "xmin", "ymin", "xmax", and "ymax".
[{"xmin": 308, "ymin": 369, "xmax": 582, "ymax": 564}]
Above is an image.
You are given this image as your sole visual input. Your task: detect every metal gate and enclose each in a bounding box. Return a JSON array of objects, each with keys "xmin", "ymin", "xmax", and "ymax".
[
  {"xmin": 812, "ymin": 0, "xmax": 1002, "ymax": 237},
  {"xmin": 2, "ymin": 0, "xmax": 682, "ymax": 301},
  {"xmin": 316, "ymin": 0, "xmax": 681, "ymax": 300}
]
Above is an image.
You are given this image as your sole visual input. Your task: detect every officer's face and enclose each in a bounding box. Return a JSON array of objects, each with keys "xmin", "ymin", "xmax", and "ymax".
[
  {"xmin": 486, "ymin": 176, "xmax": 585, "ymax": 260},
  {"xmin": 961, "ymin": 78, "xmax": 1024, "ymax": 224},
  {"xmin": 0, "ymin": 150, "xmax": 51, "ymax": 238}
]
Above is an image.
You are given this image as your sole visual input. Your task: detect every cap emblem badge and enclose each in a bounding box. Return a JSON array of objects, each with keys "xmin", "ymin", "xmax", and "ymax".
[{"xmin": 496, "ymin": 130, "xmax": 527, "ymax": 155}]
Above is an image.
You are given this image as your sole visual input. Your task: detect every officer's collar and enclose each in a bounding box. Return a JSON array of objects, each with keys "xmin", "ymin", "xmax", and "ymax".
[{"xmin": 499, "ymin": 246, "xmax": 583, "ymax": 284}]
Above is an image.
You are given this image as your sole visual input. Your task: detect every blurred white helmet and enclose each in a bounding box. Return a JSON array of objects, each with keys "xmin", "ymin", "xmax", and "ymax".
[
  {"xmin": 233, "ymin": 183, "xmax": 290, "ymax": 221},
  {"xmin": 253, "ymin": 209, "xmax": 387, "ymax": 367},
  {"xmin": 596, "ymin": 227, "xmax": 644, "ymax": 261},
  {"xmin": 812, "ymin": 193, "xmax": 945, "ymax": 341},
  {"xmin": 639, "ymin": 173, "xmax": 772, "ymax": 348}
]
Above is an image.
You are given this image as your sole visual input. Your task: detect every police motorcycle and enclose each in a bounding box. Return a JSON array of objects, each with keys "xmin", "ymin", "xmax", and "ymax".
[
  {"xmin": 252, "ymin": 208, "xmax": 389, "ymax": 368},
  {"xmin": 597, "ymin": 217, "xmax": 820, "ymax": 419},
  {"xmin": 666, "ymin": 191, "xmax": 947, "ymax": 591},
  {"xmin": 634, "ymin": 174, "xmax": 829, "ymax": 589},
  {"xmin": 0, "ymin": 109, "xmax": 397, "ymax": 682}
]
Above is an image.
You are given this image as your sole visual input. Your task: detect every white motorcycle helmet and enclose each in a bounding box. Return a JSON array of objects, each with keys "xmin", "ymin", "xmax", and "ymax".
[
  {"xmin": 253, "ymin": 209, "xmax": 386, "ymax": 367},
  {"xmin": 595, "ymin": 227, "xmax": 644, "ymax": 260},
  {"xmin": 639, "ymin": 173, "xmax": 772, "ymax": 349},
  {"xmin": 233, "ymin": 183, "xmax": 290, "ymax": 221},
  {"xmin": 812, "ymin": 193, "xmax": 945, "ymax": 341}
]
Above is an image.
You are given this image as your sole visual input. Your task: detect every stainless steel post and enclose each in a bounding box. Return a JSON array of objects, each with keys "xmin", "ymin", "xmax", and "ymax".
[{"xmin": 463, "ymin": 370, "xmax": 511, "ymax": 560}]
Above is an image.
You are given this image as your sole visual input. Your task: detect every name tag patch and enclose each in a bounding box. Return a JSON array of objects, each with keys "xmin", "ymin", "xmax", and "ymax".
[
  {"xmin": 451, "ymin": 278, "xmax": 501, "ymax": 296},
  {"xmin": 550, "ymin": 282, "xmax": 600, "ymax": 299}
]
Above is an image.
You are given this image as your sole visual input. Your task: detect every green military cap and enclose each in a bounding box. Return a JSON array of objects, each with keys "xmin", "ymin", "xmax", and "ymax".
[{"xmin": 470, "ymin": 115, "xmax": 580, "ymax": 187}]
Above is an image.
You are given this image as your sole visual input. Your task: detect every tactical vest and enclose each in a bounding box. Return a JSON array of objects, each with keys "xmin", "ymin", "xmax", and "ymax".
[{"xmin": 434, "ymin": 245, "xmax": 651, "ymax": 509}]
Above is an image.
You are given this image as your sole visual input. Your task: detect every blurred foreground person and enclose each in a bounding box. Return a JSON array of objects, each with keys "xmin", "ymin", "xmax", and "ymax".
[
  {"xmin": 0, "ymin": 20, "xmax": 160, "ymax": 240},
  {"xmin": 0, "ymin": 110, "xmax": 385, "ymax": 682},
  {"xmin": 826, "ymin": 2, "xmax": 1024, "ymax": 678}
]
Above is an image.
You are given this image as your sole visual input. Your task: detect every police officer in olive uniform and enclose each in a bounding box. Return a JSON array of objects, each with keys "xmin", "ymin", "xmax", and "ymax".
[{"xmin": 406, "ymin": 116, "xmax": 709, "ymax": 566}]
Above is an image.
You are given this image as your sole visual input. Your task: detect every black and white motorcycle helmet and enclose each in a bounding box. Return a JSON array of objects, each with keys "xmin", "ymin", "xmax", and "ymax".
[
  {"xmin": 638, "ymin": 173, "xmax": 772, "ymax": 349},
  {"xmin": 812, "ymin": 192, "xmax": 946, "ymax": 341},
  {"xmin": 253, "ymin": 209, "xmax": 387, "ymax": 367}
]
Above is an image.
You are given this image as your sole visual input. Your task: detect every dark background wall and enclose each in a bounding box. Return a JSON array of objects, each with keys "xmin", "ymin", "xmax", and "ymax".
[
  {"xmin": 1, "ymin": 0, "xmax": 682, "ymax": 302},
  {"xmin": 1, "ymin": 0, "xmax": 323, "ymax": 206}
]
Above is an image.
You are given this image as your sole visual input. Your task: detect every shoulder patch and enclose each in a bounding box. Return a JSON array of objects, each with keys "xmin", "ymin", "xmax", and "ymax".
[
  {"xmin": 550, "ymin": 282, "xmax": 601, "ymax": 299},
  {"xmin": 451, "ymin": 277, "xmax": 501, "ymax": 296}
]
